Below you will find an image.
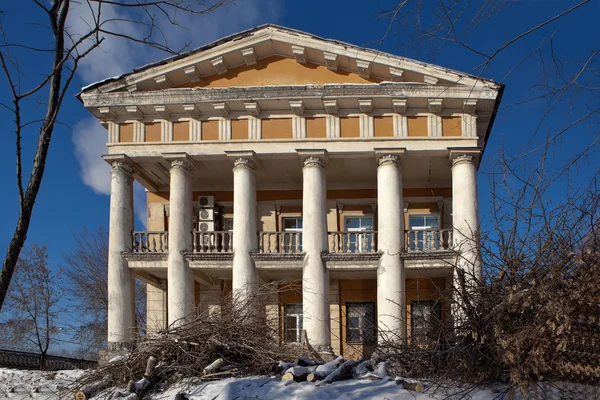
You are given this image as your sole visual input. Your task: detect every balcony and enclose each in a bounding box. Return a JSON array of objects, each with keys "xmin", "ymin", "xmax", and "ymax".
[{"xmin": 130, "ymin": 229, "xmax": 453, "ymax": 256}]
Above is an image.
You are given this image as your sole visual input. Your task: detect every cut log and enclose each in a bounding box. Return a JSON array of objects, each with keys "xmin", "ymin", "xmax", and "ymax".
[
  {"xmin": 374, "ymin": 361, "xmax": 390, "ymax": 378},
  {"xmin": 144, "ymin": 356, "xmax": 157, "ymax": 377},
  {"xmin": 75, "ymin": 376, "xmax": 112, "ymax": 400},
  {"xmin": 203, "ymin": 358, "xmax": 227, "ymax": 375},
  {"xmin": 134, "ymin": 377, "xmax": 151, "ymax": 391},
  {"xmin": 282, "ymin": 366, "xmax": 310, "ymax": 382},
  {"xmin": 306, "ymin": 371, "xmax": 328, "ymax": 383},
  {"xmin": 296, "ymin": 356, "xmax": 319, "ymax": 367},
  {"xmin": 352, "ymin": 360, "xmax": 372, "ymax": 378},
  {"xmin": 315, "ymin": 356, "xmax": 344, "ymax": 373},
  {"xmin": 316, "ymin": 360, "xmax": 357, "ymax": 386},
  {"xmin": 396, "ymin": 378, "xmax": 425, "ymax": 392},
  {"xmin": 201, "ymin": 370, "xmax": 238, "ymax": 381},
  {"xmin": 275, "ymin": 361, "xmax": 295, "ymax": 374}
]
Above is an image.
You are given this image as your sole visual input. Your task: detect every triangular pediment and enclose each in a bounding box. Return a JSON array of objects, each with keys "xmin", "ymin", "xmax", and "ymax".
[{"xmin": 81, "ymin": 25, "xmax": 500, "ymax": 95}]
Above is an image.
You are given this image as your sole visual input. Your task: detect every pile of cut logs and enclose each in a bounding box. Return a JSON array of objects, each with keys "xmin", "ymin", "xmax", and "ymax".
[{"xmin": 276, "ymin": 356, "xmax": 425, "ymax": 392}]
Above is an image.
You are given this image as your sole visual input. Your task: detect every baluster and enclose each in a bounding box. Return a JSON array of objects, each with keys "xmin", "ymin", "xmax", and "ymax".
[
  {"xmin": 361, "ymin": 233, "xmax": 367, "ymax": 253},
  {"xmin": 296, "ymin": 232, "xmax": 301, "ymax": 253},
  {"xmin": 133, "ymin": 233, "xmax": 138, "ymax": 252},
  {"xmin": 149, "ymin": 234, "xmax": 155, "ymax": 252},
  {"xmin": 220, "ymin": 232, "xmax": 225, "ymax": 253},
  {"xmin": 280, "ymin": 233, "xmax": 285, "ymax": 254},
  {"xmin": 265, "ymin": 233, "xmax": 270, "ymax": 253},
  {"xmin": 335, "ymin": 233, "xmax": 340, "ymax": 253},
  {"xmin": 228, "ymin": 232, "xmax": 233, "ymax": 253}
]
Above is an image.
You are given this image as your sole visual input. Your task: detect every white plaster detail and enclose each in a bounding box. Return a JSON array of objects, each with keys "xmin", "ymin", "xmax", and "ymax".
[
  {"xmin": 323, "ymin": 99, "xmax": 338, "ymax": 114},
  {"xmin": 98, "ymin": 107, "xmax": 116, "ymax": 121},
  {"xmin": 183, "ymin": 104, "xmax": 200, "ymax": 118},
  {"xmin": 154, "ymin": 75, "xmax": 171, "ymax": 89},
  {"xmin": 107, "ymin": 121, "xmax": 120, "ymax": 142},
  {"xmin": 392, "ymin": 99, "xmax": 407, "ymax": 114},
  {"xmin": 218, "ymin": 118, "xmax": 231, "ymax": 140},
  {"xmin": 161, "ymin": 120, "xmax": 173, "ymax": 142},
  {"xmin": 154, "ymin": 105, "xmax": 171, "ymax": 119},
  {"xmin": 428, "ymin": 99, "xmax": 443, "ymax": 113},
  {"xmin": 126, "ymin": 84, "xmax": 138, "ymax": 93},
  {"xmin": 393, "ymin": 114, "xmax": 408, "ymax": 137},
  {"xmin": 133, "ymin": 121, "xmax": 145, "ymax": 142},
  {"xmin": 389, "ymin": 67, "xmax": 404, "ymax": 82},
  {"xmin": 462, "ymin": 113, "xmax": 478, "ymax": 138},
  {"xmin": 248, "ymin": 116, "xmax": 261, "ymax": 140},
  {"xmin": 183, "ymin": 65, "xmax": 201, "ymax": 83},
  {"xmin": 241, "ymin": 47, "xmax": 257, "ymax": 66},
  {"xmin": 126, "ymin": 106, "xmax": 143, "ymax": 120},
  {"xmin": 189, "ymin": 119, "xmax": 202, "ymax": 141},
  {"xmin": 244, "ymin": 102, "xmax": 261, "ymax": 117},
  {"xmin": 428, "ymin": 114, "xmax": 442, "ymax": 137},
  {"xmin": 326, "ymin": 115, "xmax": 340, "ymax": 138},
  {"xmin": 358, "ymin": 99, "xmax": 373, "ymax": 113},
  {"xmin": 424, "ymin": 75, "xmax": 439, "ymax": 84},
  {"xmin": 360, "ymin": 114, "xmax": 374, "ymax": 138},
  {"xmin": 211, "ymin": 56, "xmax": 228, "ymax": 75},
  {"xmin": 213, "ymin": 102, "xmax": 229, "ymax": 117},
  {"xmin": 292, "ymin": 115, "xmax": 306, "ymax": 139},
  {"xmin": 356, "ymin": 60, "xmax": 371, "ymax": 78},
  {"xmin": 289, "ymin": 100, "xmax": 305, "ymax": 115},
  {"xmin": 324, "ymin": 52, "xmax": 338, "ymax": 71},
  {"xmin": 463, "ymin": 99, "xmax": 478, "ymax": 113},
  {"xmin": 292, "ymin": 45, "xmax": 306, "ymax": 64}
]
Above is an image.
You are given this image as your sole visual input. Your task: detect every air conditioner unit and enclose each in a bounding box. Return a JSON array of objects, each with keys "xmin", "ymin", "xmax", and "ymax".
[
  {"xmin": 198, "ymin": 196, "xmax": 215, "ymax": 208},
  {"xmin": 198, "ymin": 221, "xmax": 215, "ymax": 233},
  {"xmin": 198, "ymin": 208, "xmax": 214, "ymax": 221}
]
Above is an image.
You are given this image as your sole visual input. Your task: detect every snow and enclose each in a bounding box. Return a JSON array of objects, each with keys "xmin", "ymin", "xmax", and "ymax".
[{"xmin": 0, "ymin": 368, "xmax": 84, "ymax": 399}]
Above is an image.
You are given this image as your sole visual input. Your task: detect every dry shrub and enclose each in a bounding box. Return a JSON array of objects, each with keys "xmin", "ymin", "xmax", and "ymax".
[{"xmin": 76, "ymin": 282, "xmax": 300, "ymax": 395}]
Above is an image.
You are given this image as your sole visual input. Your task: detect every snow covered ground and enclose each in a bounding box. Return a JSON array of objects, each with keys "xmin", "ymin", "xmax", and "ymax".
[{"xmin": 1, "ymin": 368, "xmax": 594, "ymax": 399}]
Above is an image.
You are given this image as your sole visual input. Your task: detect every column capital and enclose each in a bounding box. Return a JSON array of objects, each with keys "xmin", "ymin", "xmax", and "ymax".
[
  {"xmin": 103, "ymin": 154, "xmax": 134, "ymax": 176},
  {"xmin": 449, "ymin": 148, "xmax": 481, "ymax": 167},
  {"xmin": 233, "ymin": 157, "xmax": 256, "ymax": 171},
  {"xmin": 375, "ymin": 148, "xmax": 405, "ymax": 167},
  {"xmin": 163, "ymin": 152, "xmax": 197, "ymax": 173},
  {"xmin": 297, "ymin": 149, "xmax": 328, "ymax": 169},
  {"xmin": 226, "ymin": 150, "xmax": 259, "ymax": 171}
]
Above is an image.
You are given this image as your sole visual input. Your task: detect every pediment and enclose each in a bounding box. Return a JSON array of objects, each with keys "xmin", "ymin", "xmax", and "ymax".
[{"xmin": 81, "ymin": 25, "xmax": 500, "ymax": 95}]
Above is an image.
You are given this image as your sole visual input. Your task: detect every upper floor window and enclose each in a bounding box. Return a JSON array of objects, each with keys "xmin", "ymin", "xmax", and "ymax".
[
  {"xmin": 408, "ymin": 215, "xmax": 440, "ymax": 250},
  {"xmin": 344, "ymin": 216, "xmax": 374, "ymax": 253},
  {"xmin": 282, "ymin": 217, "xmax": 302, "ymax": 252}
]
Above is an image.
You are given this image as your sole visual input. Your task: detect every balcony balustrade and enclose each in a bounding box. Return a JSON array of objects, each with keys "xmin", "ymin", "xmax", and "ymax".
[
  {"xmin": 405, "ymin": 229, "xmax": 453, "ymax": 252},
  {"xmin": 328, "ymin": 231, "xmax": 378, "ymax": 254},
  {"xmin": 132, "ymin": 231, "xmax": 168, "ymax": 253},
  {"xmin": 192, "ymin": 231, "xmax": 233, "ymax": 253},
  {"xmin": 129, "ymin": 229, "xmax": 454, "ymax": 255},
  {"xmin": 258, "ymin": 231, "xmax": 302, "ymax": 254}
]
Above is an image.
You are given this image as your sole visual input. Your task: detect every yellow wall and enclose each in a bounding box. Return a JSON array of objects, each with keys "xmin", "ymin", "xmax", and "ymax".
[
  {"xmin": 231, "ymin": 119, "xmax": 248, "ymax": 140},
  {"xmin": 407, "ymin": 116, "xmax": 428, "ymax": 137},
  {"xmin": 201, "ymin": 120, "xmax": 219, "ymax": 141},
  {"xmin": 340, "ymin": 117, "xmax": 360, "ymax": 138},
  {"xmin": 145, "ymin": 122, "xmax": 161, "ymax": 142},
  {"xmin": 177, "ymin": 56, "xmax": 381, "ymax": 88},
  {"xmin": 262, "ymin": 118, "xmax": 292, "ymax": 139},
  {"xmin": 120, "ymin": 123, "xmax": 133, "ymax": 142},
  {"xmin": 442, "ymin": 116, "xmax": 462, "ymax": 137},
  {"xmin": 173, "ymin": 121, "xmax": 189, "ymax": 141},
  {"xmin": 306, "ymin": 117, "xmax": 326, "ymax": 138},
  {"xmin": 374, "ymin": 116, "xmax": 393, "ymax": 137}
]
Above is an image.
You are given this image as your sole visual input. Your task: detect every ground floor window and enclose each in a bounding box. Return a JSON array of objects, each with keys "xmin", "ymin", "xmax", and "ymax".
[
  {"xmin": 410, "ymin": 300, "xmax": 442, "ymax": 345},
  {"xmin": 284, "ymin": 303, "xmax": 303, "ymax": 343},
  {"xmin": 346, "ymin": 302, "xmax": 376, "ymax": 344}
]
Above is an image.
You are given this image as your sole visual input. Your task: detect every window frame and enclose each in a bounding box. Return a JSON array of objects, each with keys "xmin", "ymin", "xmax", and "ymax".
[
  {"xmin": 410, "ymin": 300, "xmax": 443, "ymax": 346},
  {"xmin": 345, "ymin": 302, "xmax": 376, "ymax": 345},
  {"xmin": 283, "ymin": 303, "xmax": 303, "ymax": 344},
  {"xmin": 343, "ymin": 214, "xmax": 375, "ymax": 253},
  {"xmin": 407, "ymin": 213, "xmax": 441, "ymax": 250}
]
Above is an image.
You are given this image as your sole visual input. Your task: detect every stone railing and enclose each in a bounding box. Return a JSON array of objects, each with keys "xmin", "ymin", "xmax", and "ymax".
[
  {"xmin": 258, "ymin": 231, "xmax": 302, "ymax": 254},
  {"xmin": 192, "ymin": 231, "xmax": 233, "ymax": 253},
  {"xmin": 405, "ymin": 229, "xmax": 453, "ymax": 252},
  {"xmin": 132, "ymin": 231, "xmax": 168, "ymax": 253},
  {"xmin": 328, "ymin": 231, "xmax": 378, "ymax": 254}
]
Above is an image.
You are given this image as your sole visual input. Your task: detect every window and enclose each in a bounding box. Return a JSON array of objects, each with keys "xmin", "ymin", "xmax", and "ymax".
[
  {"xmin": 408, "ymin": 215, "xmax": 440, "ymax": 250},
  {"xmin": 282, "ymin": 217, "xmax": 302, "ymax": 252},
  {"xmin": 223, "ymin": 217, "xmax": 234, "ymax": 231},
  {"xmin": 344, "ymin": 216, "xmax": 374, "ymax": 253},
  {"xmin": 410, "ymin": 300, "xmax": 442, "ymax": 345},
  {"xmin": 284, "ymin": 303, "xmax": 303, "ymax": 343},
  {"xmin": 346, "ymin": 302, "xmax": 376, "ymax": 344}
]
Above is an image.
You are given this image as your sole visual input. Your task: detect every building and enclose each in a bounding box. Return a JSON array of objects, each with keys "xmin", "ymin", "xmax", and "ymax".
[{"xmin": 78, "ymin": 25, "xmax": 503, "ymax": 359}]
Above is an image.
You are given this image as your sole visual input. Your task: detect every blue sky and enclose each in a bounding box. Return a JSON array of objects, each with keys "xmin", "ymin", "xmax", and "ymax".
[{"xmin": 0, "ymin": 1, "xmax": 597, "ymax": 350}]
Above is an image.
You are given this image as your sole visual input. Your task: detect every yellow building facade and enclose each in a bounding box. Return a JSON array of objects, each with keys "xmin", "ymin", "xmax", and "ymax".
[{"xmin": 78, "ymin": 25, "xmax": 503, "ymax": 359}]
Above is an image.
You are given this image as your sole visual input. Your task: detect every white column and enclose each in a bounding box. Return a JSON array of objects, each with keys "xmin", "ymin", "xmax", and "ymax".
[
  {"xmin": 232, "ymin": 157, "xmax": 259, "ymax": 298},
  {"xmin": 376, "ymin": 152, "xmax": 406, "ymax": 342},
  {"xmin": 451, "ymin": 154, "xmax": 481, "ymax": 281},
  {"xmin": 107, "ymin": 160, "xmax": 136, "ymax": 348},
  {"xmin": 167, "ymin": 156, "xmax": 195, "ymax": 327},
  {"xmin": 301, "ymin": 154, "xmax": 332, "ymax": 354}
]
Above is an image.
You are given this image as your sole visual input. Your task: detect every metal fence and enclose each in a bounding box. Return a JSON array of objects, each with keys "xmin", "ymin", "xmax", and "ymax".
[{"xmin": 0, "ymin": 349, "xmax": 97, "ymax": 371}]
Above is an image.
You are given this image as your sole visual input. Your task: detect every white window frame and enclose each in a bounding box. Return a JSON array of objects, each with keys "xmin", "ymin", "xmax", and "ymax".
[
  {"xmin": 284, "ymin": 303, "xmax": 303, "ymax": 343},
  {"xmin": 408, "ymin": 213, "xmax": 441, "ymax": 250},
  {"xmin": 344, "ymin": 214, "xmax": 374, "ymax": 253},
  {"xmin": 281, "ymin": 216, "xmax": 302, "ymax": 252}
]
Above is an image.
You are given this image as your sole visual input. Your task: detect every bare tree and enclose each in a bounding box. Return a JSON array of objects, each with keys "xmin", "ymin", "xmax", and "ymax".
[
  {"xmin": 63, "ymin": 226, "xmax": 146, "ymax": 355},
  {"xmin": 1, "ymin": 244, "xmax": 64, "ymax": 368},
  {"xmin": 0, "ymin": 0, "xmax": 231, "ymax": 311}
]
